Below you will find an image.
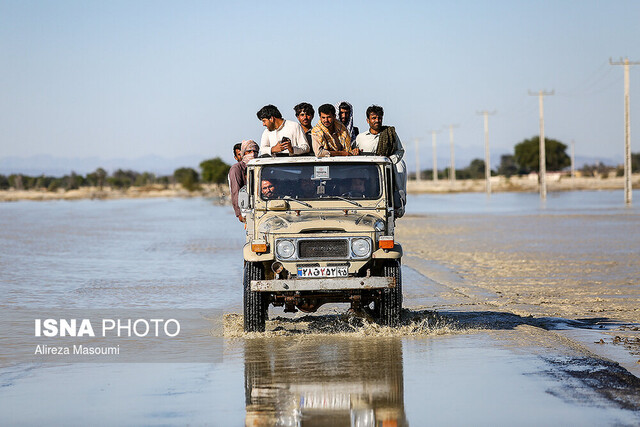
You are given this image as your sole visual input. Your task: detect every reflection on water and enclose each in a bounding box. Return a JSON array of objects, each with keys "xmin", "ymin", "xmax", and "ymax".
[{"xmin": 244, "ymin": 337, "xmax": 407, "ymax": 427}]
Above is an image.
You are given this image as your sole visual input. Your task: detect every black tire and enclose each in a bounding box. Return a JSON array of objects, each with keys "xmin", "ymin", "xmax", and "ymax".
[
  {"xmin": 243, "ymin": 261, "xmax": 267, "ymax": 332},
  {"xmin": 380, "ymin": 260, "xmax": 402, "ymax": 327}
]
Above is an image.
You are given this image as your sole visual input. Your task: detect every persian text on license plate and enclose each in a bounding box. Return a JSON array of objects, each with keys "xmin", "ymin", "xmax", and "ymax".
[{"xmin": 297, "ymin": 266, "xmax": 348, "ymax": 278}]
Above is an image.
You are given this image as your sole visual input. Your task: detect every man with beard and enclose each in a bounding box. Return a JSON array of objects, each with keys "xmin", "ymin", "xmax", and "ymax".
[
  {"xmin": 294, "ymin": 102, "xmax": 314, "ymax": 146},
  {"xmin": 311, "ymin": 104, "xmax": 360, "ymax": 157},
  {"xmin": 257, "ymin": 105, "xmax": 310, "ymax": 156},
  {"xmin": 261, "ymin": 179, "xmax": 277, "ymax": 199},
  {"xmin": 336, "ymin": 101, "xmax": 359, "ymax": 142},
  {"xmin": 354, "ymin": 105, "xmax": 407, "ymax": 217},
  {"xmin": 229, "ymin": 140, "xmax": 259, "ymax": 223}
]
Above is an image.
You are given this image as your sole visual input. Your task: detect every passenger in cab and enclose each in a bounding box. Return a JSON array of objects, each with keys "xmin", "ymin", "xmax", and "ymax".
[
  {"xmin": 261, "ymin": 179, "xmax": 277, "ymax": 199},
  {"xmin": 257, "ymin": 105, "xmax": 310, "ymax": 156},
  {"xmin": 354, "ymin": 105, "xmax": 407, "ymax": 217},
  {"xmin": 311, "ymin": 104, "xmax": 360, "ymax": 157},
  {"xmin": 294, "ymin": 102, "xmax": 315, "ymax": 146}
]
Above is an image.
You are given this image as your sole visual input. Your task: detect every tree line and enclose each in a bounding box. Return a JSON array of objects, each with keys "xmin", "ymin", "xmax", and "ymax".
[
  {"xmin": 0, "ymin": 157, "xmax": 232, "ymax": 192},
  {"xmin": 3, "ymin": 138, "xmax": 639, "ymax": 191}
]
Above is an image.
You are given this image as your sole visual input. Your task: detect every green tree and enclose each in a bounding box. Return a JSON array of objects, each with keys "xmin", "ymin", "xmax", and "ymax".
[
  {"xmin": 200, "ymin": 157, "xmax": 231, "ymax": 184},
  {"xmin": 465, "ymin": 158, "xmax": 486, "ymax": 179},
  {"xmin": 497, "ymin": 154, "xmax": 519, "ymax": 177},
  {"xmin": 134, "ymin": 172, "xmax": 156, "ymax": 187},
  {"xmin": 632, "ymin": 152, "xmax": 640, "ymax": 173},
  {"xmin": 48, "ymin": 179, "xmax": 61, "ymax": 192},
  {"xmin": 8, "ymin": 174, "xmax": 24, "ymax": 190},
  {"xmin": 108, "ymin": 169, "xmax": 138, "ymax": 189},
  {"xmin": 174, "ymin": 167, "xmax": 200, "ymax": 191},
  {"xmin": 0, "ymin": 174, "xmax": 9, "ymax": 190},
  {"xmin": 514, "ymin": 136, "xmax": 570, "ymax": 172},
  {"xmin": 86, "ymin": 167, "xmax": 108, "ymax": 189},
  {"xmin": 63, "ymin": 171, "xmax": 84, "ymax": 190}
]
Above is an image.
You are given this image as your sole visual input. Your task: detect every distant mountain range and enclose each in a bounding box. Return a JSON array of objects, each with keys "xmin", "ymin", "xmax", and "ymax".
[{"xmin": 0, "ymin": 155, "xmax": 207, "ymax": 176}]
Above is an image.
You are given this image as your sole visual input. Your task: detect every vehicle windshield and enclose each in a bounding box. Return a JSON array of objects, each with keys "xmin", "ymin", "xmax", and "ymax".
[{"xmin": 260, "ymin": 163, "xmax": 381, "ymax": 201}]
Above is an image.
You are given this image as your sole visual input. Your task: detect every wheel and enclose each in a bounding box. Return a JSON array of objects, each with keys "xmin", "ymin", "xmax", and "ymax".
[
  {"xmin": 243, "ymin": 261, "xmax": 267, "ymax": 332},
  {"xmin": 380, "ymin": 260, "xmax": 402, "ymax": 327}
]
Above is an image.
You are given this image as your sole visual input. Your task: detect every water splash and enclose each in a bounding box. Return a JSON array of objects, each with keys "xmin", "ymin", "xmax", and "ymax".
[{"xmin": 223, "ymin": 309, "xmax": 465, "ymax": 338}]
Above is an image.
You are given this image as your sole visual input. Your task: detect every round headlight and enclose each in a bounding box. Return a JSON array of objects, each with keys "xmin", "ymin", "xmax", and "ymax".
[
  {"xmin": 276, "ymin": 240, "xmax": 295, "ymax": 259},
  {"xmin": 351, "ymin": 238, "xmax": 371, "ymax": 258},
  {"xmin": 374, "ymin": 219, "xmax": 385, "ymax": 232}
]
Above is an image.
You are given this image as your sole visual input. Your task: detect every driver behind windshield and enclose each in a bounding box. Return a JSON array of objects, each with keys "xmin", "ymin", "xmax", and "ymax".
[
  {"xmin": 338, "ymin": 177, "xmax": 368, "ymax": 198},
  {"xmin": 299, "ymin": 178, "xmax": 317, "ymax": 198},
  {"xmin": 261, "ymin": 179, "xmax": 277, "ymax": 199}
]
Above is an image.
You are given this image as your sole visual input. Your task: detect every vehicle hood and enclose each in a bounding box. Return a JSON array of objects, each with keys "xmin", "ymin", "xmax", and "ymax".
[{"xmin": 257, "ymin": 212, "xmax": 382, "ymax": 235}]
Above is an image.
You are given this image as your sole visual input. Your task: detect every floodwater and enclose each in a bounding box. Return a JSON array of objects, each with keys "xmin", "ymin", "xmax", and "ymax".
[{"xmin": 1, "ymin": 193, "xmax": 639, "ymax": 425}]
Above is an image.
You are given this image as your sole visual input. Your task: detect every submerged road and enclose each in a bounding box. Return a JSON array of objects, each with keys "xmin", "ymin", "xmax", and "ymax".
[{"xmin": 0, "ymin": 194, "xmax": 639, "ymax": 425}]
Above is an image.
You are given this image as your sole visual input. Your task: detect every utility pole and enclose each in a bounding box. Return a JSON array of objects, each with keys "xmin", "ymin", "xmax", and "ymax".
[
  {"xmin": 610, "ymin": 57, "xmax": 639, "ymax": 205},
  {"xmin": 414, "ymin": 138, "xmax": 421, "ymax": 182},
  {"xmin": 571, "ymin": 140, "xmax": 576, "ymax": 187},
  {"xmin": 430, "ymin": 130, "xmax": 441, "ymax": 182},
  {"xmin": 528, "ymin": 90, "xmax": 554, "ymax": 199},
  {"xmin": 477, "ymin": 110, "xmax": 496, "ymax": 195},
  {"xmin": 447, "ymin": 124, "xmax": 459, "ymax": 184}
]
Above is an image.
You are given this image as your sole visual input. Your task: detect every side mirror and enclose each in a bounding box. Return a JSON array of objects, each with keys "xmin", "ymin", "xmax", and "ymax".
[{"xmin": 238, "ymin": 186, "xmax": 250, "ymax": 209}]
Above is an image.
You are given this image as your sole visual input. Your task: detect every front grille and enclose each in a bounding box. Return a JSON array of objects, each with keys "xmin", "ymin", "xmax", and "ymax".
[{"xmin": 298, "ymin": 239, "xmax": 348, "ymax": 259}]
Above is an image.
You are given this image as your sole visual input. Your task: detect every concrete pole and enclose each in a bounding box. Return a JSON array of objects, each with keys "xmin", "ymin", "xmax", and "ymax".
[
  {"xmin": 447, "ymin": 124, "xmax": 459, "ymax": 184},
  {"xmin": 477, "ymin": 111, "xmax": 496, "ymax": 195},
  {"xmin": 529, "ymin": 90, "xmax": 554, "ymax": 199},
  {"xmin": 432, "ymin": 131, "xmax": 439, "ymax": 182},
  {"xmin": 624, "ymin": 59, "xmax": 632, "ymax": 204},
  {"xmin": 610, "ymin": 57, "xmax": 639, "ymax": 205},
  {"xmin": 415, "ymin": 138, "xmax": 421, "ymax": 182},
  {"xmin": 571, "ymin": 140, "xmax": 575, "ymax": 187},
  {"xmin": 538, "ymin": 92, "xmax": 547, "ymax": 199},
  {"xmin": 484, "ymin": 114, "xmax": 490, "ymax": 194}
]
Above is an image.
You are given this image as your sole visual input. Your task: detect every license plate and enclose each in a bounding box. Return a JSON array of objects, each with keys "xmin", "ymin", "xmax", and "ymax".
[{"xmin": 297, "ymin": 266, "xmax": 348, "ymax": 278}]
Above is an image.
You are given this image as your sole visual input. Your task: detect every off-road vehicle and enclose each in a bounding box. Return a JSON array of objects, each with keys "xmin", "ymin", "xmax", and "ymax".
[{"xmin": 239, "ymin": 156, "xmax": 402, "ymax": 332}]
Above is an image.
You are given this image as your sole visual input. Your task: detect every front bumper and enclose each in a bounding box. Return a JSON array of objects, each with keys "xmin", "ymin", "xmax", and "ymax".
[{"xmin": 251, "ymin": 276, "xmax": 395, "ymax": 292}]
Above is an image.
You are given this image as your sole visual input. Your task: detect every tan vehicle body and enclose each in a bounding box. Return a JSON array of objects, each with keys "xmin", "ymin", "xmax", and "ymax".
[{"xmin": 240, "ymin": 156, "xmax": 403, "ymax": 332}]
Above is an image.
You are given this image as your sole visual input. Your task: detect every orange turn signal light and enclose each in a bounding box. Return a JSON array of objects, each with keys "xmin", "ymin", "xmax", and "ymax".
[
  {"xmin": 251, "ymin": 240, "xmax": 268, "ymax": 253},
  {"xmin": 379, "ymin": 236, "xmax": 394, "ymax": 249}
]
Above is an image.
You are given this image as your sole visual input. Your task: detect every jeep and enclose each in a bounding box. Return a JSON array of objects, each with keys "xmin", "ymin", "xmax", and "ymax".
[{"xmin": 239, "ymin": 156, "xmax": 402, "ymax": 332}]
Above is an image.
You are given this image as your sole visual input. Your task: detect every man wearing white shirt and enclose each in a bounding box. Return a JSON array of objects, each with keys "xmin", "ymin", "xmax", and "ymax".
[
  {"xmin": 354, "ymin": 105, "xmax": 407, "ymax": 218},
  {"xmin": 256, "ymin": 105, "xmax": 310, "ymax": 156}
]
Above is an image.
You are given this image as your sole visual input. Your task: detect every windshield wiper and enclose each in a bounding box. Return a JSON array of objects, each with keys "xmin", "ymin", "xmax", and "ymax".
[
  {"xmin": 282, "ymin": 196, "xmax": 312, "ymax": 207},
  {"xmin": 326, "ymin": 195, "xmax": 362, "ymax": 207}
]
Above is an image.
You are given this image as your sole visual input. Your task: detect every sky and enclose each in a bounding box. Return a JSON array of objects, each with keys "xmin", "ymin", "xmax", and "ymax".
[{"xmin": 1, "ymin": 0, "xmax": 639, "ymax": 172}]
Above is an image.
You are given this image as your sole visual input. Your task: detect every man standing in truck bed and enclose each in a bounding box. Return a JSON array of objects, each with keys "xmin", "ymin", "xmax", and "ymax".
[
  {"xmin": 311, "ymin": 104, "xmax": 360, "ymax": 157},
  {"xmin": 257, "ymin": 104, "xmax": 310, "ymax": 156},
  {"xmin": 354, "ymin": 105, "xmax": 407, "ymax": 217}
]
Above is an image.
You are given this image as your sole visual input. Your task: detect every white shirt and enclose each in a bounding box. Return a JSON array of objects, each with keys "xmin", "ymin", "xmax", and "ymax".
[
  {"xmin": 354, "ymin": 129, "xmax": 405, "ymax": 164},
  {"xmin": 259, "ymin": 119, "xmax": 310, "ymax": 156}
]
